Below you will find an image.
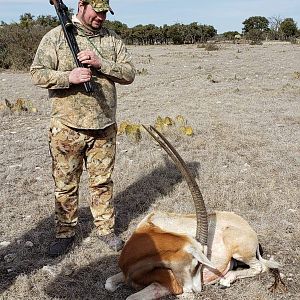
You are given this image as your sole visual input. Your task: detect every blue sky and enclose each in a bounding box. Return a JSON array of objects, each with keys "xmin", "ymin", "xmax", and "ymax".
[{"xmin": 0, "ymin": 0, "xmax": 299, "ymax": 33}]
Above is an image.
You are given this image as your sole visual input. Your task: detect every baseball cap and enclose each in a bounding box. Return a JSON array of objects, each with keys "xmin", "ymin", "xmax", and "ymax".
[{"xmin": 84, "ymin": 0, "xmax": 114, "ymax": 15}]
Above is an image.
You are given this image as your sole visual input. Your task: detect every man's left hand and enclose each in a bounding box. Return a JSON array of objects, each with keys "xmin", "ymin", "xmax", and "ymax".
[{"xmin": 77, "ymin": 51, "xmax": 101, "ymax": 69}]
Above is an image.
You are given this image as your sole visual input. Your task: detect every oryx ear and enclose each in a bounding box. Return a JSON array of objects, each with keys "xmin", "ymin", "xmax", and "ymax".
[
  {"xmin": 186, "ymin": 244, "xmax": 217, "ymax": 270},
  {"xmin": 193, "ymin": 251, "xmax": 217, "ymax": 270}
]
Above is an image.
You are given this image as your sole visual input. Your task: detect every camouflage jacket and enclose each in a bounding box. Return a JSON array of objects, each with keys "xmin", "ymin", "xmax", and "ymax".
[{"xmin": 30, "ymin": 19, "xmax": 135, "ymax": 129}]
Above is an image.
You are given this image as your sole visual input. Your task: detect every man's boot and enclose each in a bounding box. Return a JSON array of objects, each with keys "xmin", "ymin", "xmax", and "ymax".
[{"xmin": 99, "ymin": 233, "xmax": 124, "ymax": 251}]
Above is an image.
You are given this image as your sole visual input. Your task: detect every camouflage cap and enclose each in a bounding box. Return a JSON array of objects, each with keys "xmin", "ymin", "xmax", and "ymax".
[{"xmin": 84, "ymin": 0, "xmax": 114, "ymax": 15}]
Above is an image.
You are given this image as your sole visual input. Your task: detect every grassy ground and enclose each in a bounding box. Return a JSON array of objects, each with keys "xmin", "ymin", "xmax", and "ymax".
[{"xmin": 0, "ymin": 42, "xmax": 299, "ymax": 299}]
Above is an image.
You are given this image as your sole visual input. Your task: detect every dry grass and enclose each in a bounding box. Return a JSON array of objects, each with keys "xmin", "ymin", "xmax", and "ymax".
[{"xmin": 0, "ymin": 42, "xmax": 299, "ymax": 299}]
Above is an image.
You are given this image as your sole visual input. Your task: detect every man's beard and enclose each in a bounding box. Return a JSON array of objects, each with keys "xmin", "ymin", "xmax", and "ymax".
[{"xmin": 80, "ymin": 8, "xmax": 102, "ymax": 32}]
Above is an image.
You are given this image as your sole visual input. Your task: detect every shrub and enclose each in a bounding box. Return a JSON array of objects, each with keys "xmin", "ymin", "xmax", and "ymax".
[
  {"xmin": 136, "ymin": 68, "xmax": 148, "ymax": 75},
  {"xmin": 196, "ymin": 43, "xmax": 206, "ymax": 48},
  {"xmin": 117, "ymin": 115, "xmax": 194, "ymax": 143},
  {"xmin": 245, "ymin": 29, "xmax": 264, "ymax": 45},
  {"xmin": 205, "ymin": 43, "xmax": 219, "ymax": 51},
  {"xmin": 0, "ymin": 24, "xmax": 51, "ymax": 70},
  {"xmin": 0, "ymin": 98, "xmax": 37, "ymax": 113}
]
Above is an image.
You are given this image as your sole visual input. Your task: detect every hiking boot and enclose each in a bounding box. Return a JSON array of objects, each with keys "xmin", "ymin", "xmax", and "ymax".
[
  {"xmin": 99, "ymin": 233, "xmax": 124, "ymax": 251},
  {"xmin": 48, "ymin": 236, "xmax": 75, "ymax": 257}
]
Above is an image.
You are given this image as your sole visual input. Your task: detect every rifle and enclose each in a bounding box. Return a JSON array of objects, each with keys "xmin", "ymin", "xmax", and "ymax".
[{"xmin": 50, "ymin": 0, "xmax": 93, "ymax": 93}]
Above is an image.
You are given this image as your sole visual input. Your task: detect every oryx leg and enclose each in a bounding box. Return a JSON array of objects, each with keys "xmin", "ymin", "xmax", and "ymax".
[
  {"xmin": 105, "ymin": 272, "xmax": 125, "ymax": 292},
  {"xmin": 126, "ymin": 282, "xmax": 170, "ymax": 300},
  {"xmin": 219, "ymin": 257, "xmax": 264, "ymax": 287},
  {"xmin": 131, "ymin": 267, "xmax": 182, "ymax": 295}
]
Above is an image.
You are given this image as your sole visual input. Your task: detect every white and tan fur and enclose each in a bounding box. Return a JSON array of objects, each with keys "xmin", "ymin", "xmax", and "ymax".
[
  {"xmin": 106, "ymin": 211, "xmax": 281, "ymax": 299},
  {"xmin": 105, "ymin": 126, "xmax": 284, "ymax": 300}
]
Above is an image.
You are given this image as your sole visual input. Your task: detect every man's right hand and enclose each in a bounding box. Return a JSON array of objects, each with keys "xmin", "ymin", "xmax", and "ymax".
[{"xmin": 69, "ymin": 67, "xmax": 92, "ymax": 85}]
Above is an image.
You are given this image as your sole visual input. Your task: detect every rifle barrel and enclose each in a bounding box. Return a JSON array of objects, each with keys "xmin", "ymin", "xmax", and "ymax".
[{"xmin": 51, "ymin": 0, "xmax": 93, "ymax": 93}]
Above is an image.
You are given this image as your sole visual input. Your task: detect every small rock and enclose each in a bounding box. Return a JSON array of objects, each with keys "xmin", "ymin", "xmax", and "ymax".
[
  {"xmin": 4, "ymin": 253, "xmax": 16, "ymax": 263},
  {"xmin": 0, "ymin": 241, "xmax": 11, "ymax": 248},
  {"xmin": 63, "ymin": 267, "xmax": 74, "ymax": 276},
  {"xmin": 42, "ymin": 265, "xmax": 59, "ymax": 277},
  {"xmin": 62, "ymin": 263, "xmax": 77, "ymax": 276},
  {"xmin": 25, "ymin": 241, "xmax": 34, "ymax": 247},
  {"xmin": 285, "ymin": 225, "xmax": 294, "ymax": 234},
  {"xmin": 9, "ymin": 164, "xmax": 22, "ymax": 168},
  {"xmin": 83, "ymin": 237, "xmax": 91, "ymax": 244}
]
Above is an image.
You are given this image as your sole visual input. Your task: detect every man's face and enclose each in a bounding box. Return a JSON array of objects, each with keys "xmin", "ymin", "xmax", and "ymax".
[{"xmin": 79, "ymin": 4, "xmax": 107, "ymax": 29}]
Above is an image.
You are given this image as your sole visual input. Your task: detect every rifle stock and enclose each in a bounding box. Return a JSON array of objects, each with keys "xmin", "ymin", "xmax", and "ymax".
[{"xmin": 50, "ymin": 0, "xmax": 93, "ymax": 93}]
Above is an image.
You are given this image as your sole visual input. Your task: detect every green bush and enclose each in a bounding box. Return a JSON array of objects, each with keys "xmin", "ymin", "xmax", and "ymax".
[
  {"xmin": 246, "ymin": 29, "xmax": 264, "ymax": 45},
  {"xmin": 0, "ymin": 24, "xmax": 51, "ymax": 70}
]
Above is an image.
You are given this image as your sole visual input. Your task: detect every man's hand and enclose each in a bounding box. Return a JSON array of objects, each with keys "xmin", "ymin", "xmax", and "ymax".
[
  {"xmin": 77, "ymin": 50, "xmax": 101, "ymax": 69},
  {"xmin": 69, "ymin": 67, "xmax": 92, "ymax": 85}
]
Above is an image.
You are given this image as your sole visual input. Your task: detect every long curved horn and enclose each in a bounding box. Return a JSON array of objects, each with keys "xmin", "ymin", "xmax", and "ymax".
[{"xmin": 142, "ymin": 125, "xmax": 208, "ymax": 246}]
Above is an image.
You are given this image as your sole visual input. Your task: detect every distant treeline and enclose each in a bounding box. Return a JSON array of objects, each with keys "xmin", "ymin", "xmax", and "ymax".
[{"xmin": 0, "ymin": 13, "xmax": 299, "ymax": 70}]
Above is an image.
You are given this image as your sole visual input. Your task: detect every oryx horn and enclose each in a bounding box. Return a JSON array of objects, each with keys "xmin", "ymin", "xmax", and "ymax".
[{"xmin": 142, "ymin": 125, "xmax": 208, "ymax": 246}]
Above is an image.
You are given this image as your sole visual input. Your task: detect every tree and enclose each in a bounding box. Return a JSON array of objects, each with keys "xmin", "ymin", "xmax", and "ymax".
[
  {"xmin": 200, "ymin": 25, "xmax": 217, "ymax": 42},
  {"xmin": 222, "ymin": 31, "xmax": 240, "ymax": 41},
  {"xmin": 160, "ymin": 24, "xmax": 171, "ymax": 44},
  {"xmin": 0, "ymin": 23, "xmax": 50, "ymax": 69},
  {"xmin": 105, "ymin": 20, "xmax": 128, "ymax": 36},
  {"xmin": 168, "ymin": 23, "xmax": 185, "ymax": 44},
  {"xmin": 131, "ymin": 24, "xmax": 146, "ymax": 45},
  {"xmin": 35, "ymin": 15, "xmax": 59, "ymax": 27},
  {"xmin": 268, "ymin": 15, "xmax": 283, "ymax": 40},
  {"xmin": 0, "ymin": 13, "xmax": 60, "ymax": 70},
  {"xmin": 242, "ymin": 16, "xmax": 269, "ymax": 33},
  {"xmin": 279, "ymin": 18, "xmax": 298, "ymax": 40},
  {"xmin": 143, "ymin": 24, "xmax": 159, "ymax": 44},
  {"xmin": 243, "ymin": 16, "xmax": 269, "ymax": 43},
  {"xmin": 19, "ymin": 13, "xmax": 35, "ymax": 28},
  {"xmin": 186, "ymin": 22, "xmax": 200, "ymax": 44}
]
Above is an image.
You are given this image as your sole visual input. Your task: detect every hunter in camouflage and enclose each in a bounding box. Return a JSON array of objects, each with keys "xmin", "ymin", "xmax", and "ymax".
[
  {"xmin": 30, "ymin": 0, "xmax": 135, "ymax": 256},
  {"xmin": 48, "ymin": 118, "xmax": 117, "ymax": 237}
]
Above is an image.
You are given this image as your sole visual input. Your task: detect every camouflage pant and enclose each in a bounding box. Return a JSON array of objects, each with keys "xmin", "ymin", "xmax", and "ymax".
[{"xmin": 48, "ymin": 118, "xmax": 117, "ymax": 238}]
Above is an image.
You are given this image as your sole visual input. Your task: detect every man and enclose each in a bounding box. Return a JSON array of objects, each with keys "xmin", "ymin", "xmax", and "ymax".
[{"xmin": 30, "ymin": 0, "xmax": 135, "ymax": 257}]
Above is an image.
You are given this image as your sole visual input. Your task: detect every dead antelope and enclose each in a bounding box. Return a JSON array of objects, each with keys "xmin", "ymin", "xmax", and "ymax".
[{"xmin": 106, "ymin": 126, "xmax": 285, "ymax": 299}]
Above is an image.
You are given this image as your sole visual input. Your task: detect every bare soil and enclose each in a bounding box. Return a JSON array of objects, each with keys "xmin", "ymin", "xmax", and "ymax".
[{"xmin": 0, "ymin": 42, "xmax": 299, "ymax": 299}]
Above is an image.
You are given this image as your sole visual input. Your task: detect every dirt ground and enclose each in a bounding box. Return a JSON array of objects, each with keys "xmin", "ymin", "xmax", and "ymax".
[{"xmin": 0, "ymin": 42, "xmax": 299, "ymax": 299}]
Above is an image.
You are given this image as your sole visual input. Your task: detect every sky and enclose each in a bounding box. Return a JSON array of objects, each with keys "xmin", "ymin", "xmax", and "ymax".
[{"xmin": 0, "ymin": 0, "xmax": 299, "ymax": 33}]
